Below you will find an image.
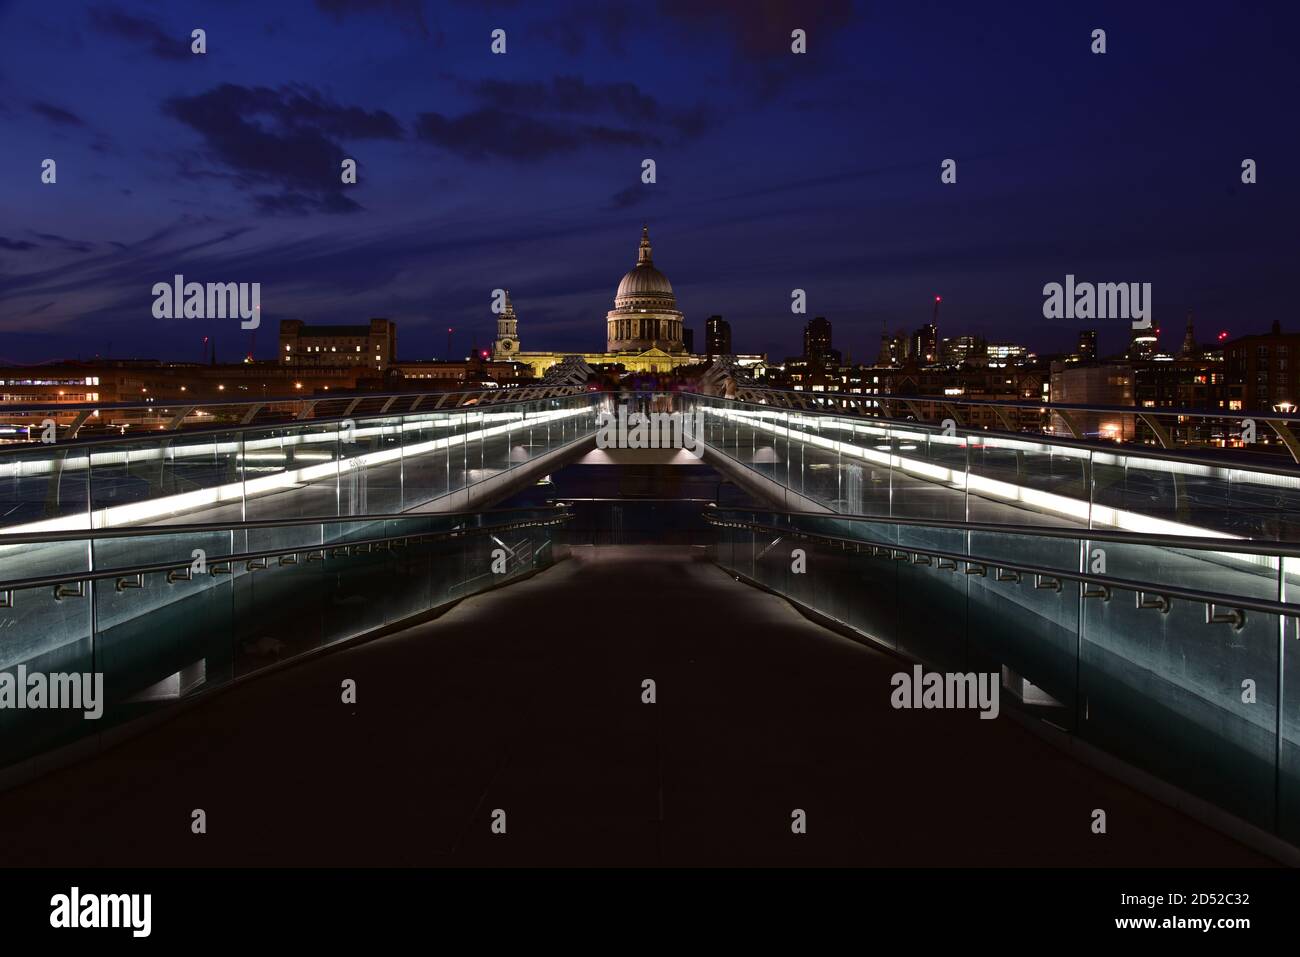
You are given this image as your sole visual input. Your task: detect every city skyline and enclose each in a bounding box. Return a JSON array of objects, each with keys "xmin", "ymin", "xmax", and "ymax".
[
  {"xmin": 0, "ymin": 211, "xmax": 1272, "ymax": 370},
  {"xmin": 0, "ymin": 294, "xmax": 1257, "ymax": 370},
  {"xmin": 1, "ymin": 1, "xmax": 1293, "ymax": 366}
]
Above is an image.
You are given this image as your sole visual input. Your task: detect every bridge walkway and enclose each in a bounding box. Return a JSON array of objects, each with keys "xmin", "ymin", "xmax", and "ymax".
[{"xmin": 0, "ymin": 546, "xmax": 1266, "ymax": 866}]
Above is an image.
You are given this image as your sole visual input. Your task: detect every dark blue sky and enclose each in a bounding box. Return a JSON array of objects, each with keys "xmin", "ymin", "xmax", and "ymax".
[{"xmin": 0, "ymin": 0, "xmax": 1296, "ymax": 365}]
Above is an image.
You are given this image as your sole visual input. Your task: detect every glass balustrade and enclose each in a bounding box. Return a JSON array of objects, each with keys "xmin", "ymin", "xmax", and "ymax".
[
  {"xmin": 0, "ymin": 508, "xmax": 568, "ymax": 770},
  {"xmin": 0, "ymin": 394, "xmax": 602, "ymax": 533},
  {"xmin": 709, "ymin": 507, "xmax": 1300, "ymax": 846},
  {"xmin": 681, "ymin": 393, "xmax": 1300, "ymax": 542}
]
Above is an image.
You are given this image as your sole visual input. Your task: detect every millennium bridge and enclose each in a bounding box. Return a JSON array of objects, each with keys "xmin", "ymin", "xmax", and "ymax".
[{"xmin": 0, "ymin": 385, "xmax": 1296, "ymax": 865}]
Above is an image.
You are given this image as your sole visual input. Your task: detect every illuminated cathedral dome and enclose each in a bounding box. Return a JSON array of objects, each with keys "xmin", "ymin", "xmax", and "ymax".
[
  {"xmin": 614, "ymin": 226, "xmax": 676, "ymax": 305},
  {"xmin": 606, "ymin": 225, "xmax": 686, "ymax": 354},
  {"xmin": 616, "ymin": 264, "xmax": 673, "ymax": 299}
]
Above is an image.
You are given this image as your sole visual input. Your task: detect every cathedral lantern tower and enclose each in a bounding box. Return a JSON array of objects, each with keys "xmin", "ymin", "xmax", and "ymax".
[{"xmin": 606, "ymin": 225, "xmax": 686, "ymax": 354}]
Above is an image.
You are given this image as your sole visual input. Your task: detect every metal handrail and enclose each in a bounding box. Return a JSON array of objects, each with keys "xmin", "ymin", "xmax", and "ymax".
[
  {"xmin": 0, "ymin": 384, "xmax": 589, "ymax": 417},
  {"xmin": 554, "ymin": 497, "xmax": 718, "ymax": 504},
  {"xmin": 704, "ymin": 513, "xmax": 1291, "ymax": 620},
  {"xmin": 683, "ymin": 390, "xmax": 1300, "ymax": 475},
  {"xmin": 705, "ymin": 508, "xmax": 1300, "ymax": 557},
  {"xmin": 0, "ymin": 512, "xmax": 573, "ymax": 592},
  {"xmin": 0, "ymin": 387, "xmax": 598, "ymax": 454},
  {"xmin": 0, "ymin": 505, "xmax": 574, "ymax": 544},
  {"xmin": 11, "ymin": 381, "xmax": 1300, "ymax": 473},
  {"xmin": 24, "ymin": 379, "xmax": 1273, "ymax": 427},
  {"xmin": 725, "ymin": 385, "xmax": 1294, "ymax": 424}
]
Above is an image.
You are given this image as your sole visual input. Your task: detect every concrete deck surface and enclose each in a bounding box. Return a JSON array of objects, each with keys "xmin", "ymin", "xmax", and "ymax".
[{"xmin": 0, "ymin": 546, "xmax": 1270, "ymax": 866}]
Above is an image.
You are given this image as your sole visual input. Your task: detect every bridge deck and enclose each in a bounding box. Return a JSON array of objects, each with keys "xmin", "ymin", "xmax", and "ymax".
[{"xmin": 0, "ymin": 546, "xmax": 1268, "ymax": 865}]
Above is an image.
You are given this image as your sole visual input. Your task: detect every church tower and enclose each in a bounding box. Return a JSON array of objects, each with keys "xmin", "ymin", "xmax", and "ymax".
[{"xmin": 493, "ymin": 289, "xmax": 519, "ymax": 359}]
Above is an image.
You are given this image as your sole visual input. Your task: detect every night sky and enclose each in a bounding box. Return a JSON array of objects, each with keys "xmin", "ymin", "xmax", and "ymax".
[{"xmin": 0, "ymin": 0, "xmax": 1295, "ymax": 366}]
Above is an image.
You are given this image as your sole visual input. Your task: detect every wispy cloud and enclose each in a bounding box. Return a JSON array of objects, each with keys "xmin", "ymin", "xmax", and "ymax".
[
  {"xmin": 88, "ymin": 5, "xmax": 188, "ymax": 61},
  {"xmin": 466, "ymin": 75, "xmax": 712, "ymax": 138},
  {"xmin": 415, "ymin": 108, "xmax": 657, "ymax": 162},
  {"xmin": 162, "ymin": 84, "xmax": 403, "ymax": 215},
  {"xmin": 29, "ymin": 100, "xmax": 84, "ymax": 126},
  {"xmin": 314, "ymin": 0, "xmax": 435, "ymax": 38}
]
